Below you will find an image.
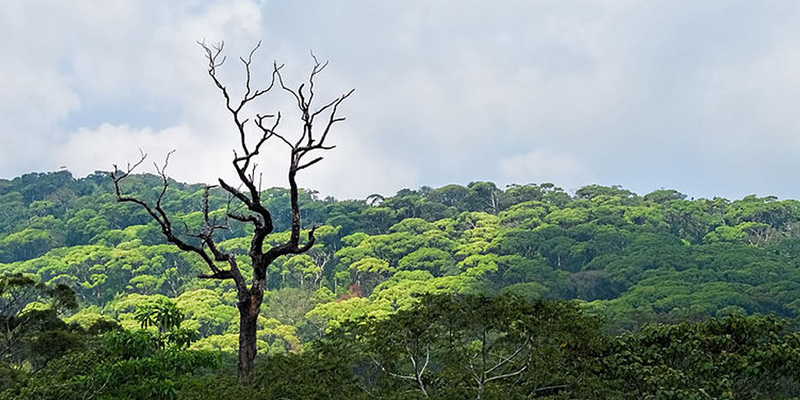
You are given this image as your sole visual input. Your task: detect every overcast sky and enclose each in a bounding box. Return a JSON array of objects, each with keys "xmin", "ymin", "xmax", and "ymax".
[{"xmin": 2, "ymin": 1, "xmax": 800, "ymax": 200}]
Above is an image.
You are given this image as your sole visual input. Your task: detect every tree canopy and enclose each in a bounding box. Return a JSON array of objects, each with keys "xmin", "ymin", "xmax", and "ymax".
[{"xmin": 4, "ymin": 173, "xmax": 800, "ymax": 396}]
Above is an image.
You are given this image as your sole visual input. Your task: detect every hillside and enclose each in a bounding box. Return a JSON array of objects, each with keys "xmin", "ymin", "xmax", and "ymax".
[
  {"xmin": 2, "ymin": 170, "xmax": 800, "ymax": 339},
  {"xmin": 4, "ymin": 170, "xmax": 800, "ymax": 398}
]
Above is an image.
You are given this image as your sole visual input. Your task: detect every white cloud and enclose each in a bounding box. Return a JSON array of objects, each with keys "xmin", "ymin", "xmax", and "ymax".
[
  {"xmin": 698, "ymin": 36, "xmax": 800, "ymax": 152},
  {"xmin": 299, "ymin": 127, "xmax": 419, "ymax": 199},
  {"xmin": 498, "ymin": 150, "xmax": 593, "ymax": 191},
  {"xmin": 57, "ymin": 120, "xmax": 412, "ymax": 200},
  {"xmin": 4, "ymin": 1, "xmax": 800, "ymax": 200},
  {"xmin": 0, "ymin": 0, "xmax": 408, "ymax": 200},
  {"xmin": 55, "ymin": 123, "xmax": 235, "ymax": 184}
]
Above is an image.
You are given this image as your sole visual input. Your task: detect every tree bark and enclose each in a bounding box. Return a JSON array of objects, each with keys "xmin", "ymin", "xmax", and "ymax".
[{"xmin": 238, "ymin": 286, "xmax": 263, "ymax": 381}]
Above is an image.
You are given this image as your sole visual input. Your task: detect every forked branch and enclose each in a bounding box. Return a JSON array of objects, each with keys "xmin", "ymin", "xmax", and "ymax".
[
  {"xmin": 110, "ymin": 152, "xmax": 247, "ymax": 296},
  {"xmin": 198, "ymin": 40, "xmax": 353, "ymax": 276}
]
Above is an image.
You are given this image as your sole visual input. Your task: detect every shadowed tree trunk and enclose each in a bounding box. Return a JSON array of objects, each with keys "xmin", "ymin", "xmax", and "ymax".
[{"xmin": 110, "ymin": 41, "xmax": 353, "ymax": 381}]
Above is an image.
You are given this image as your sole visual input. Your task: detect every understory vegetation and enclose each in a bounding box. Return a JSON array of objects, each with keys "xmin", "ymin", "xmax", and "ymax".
[{"xmin": 3, "ymin": 170, "xmax": 800, "ymax": 398}]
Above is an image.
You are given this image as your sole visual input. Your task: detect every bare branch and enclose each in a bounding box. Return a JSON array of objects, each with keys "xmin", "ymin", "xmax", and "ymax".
[
  {"xmin": 296, "ymin": 156, "xmax": 324, "ymax": 171},
  {"xmin": 111, "ymin": 152, "xmax": 227, "ymax": 279},
  {"xmin": 239, "ymin": 40, "xmax": 262, "ymax": 101},
  {"xmin": 318, "ymin": 89, "xmax": 355, "ymax": 146},
  {"xmin": 485, "ymin": 336, "xmax": 530, "ymax": 376},
  {"xmin": 484, "ymin": 364, "xmax": 528, "ymax": 384}
]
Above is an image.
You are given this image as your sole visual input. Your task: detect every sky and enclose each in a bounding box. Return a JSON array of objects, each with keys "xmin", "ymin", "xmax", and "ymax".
[{"xmin": 2, "ymin": 1, "xmax": 800, "ymax": 201}]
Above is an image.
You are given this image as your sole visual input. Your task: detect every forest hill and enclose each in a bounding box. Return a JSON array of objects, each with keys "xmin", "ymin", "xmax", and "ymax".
[{"xmin": 2, "ymin": 171, "xmax": 800, "ymax": 397}]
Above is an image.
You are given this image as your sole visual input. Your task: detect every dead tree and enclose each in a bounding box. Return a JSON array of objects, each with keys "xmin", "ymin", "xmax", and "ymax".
[{"xmin": 110, "ymin": 41, "xmax": 353, "ymax": 380}]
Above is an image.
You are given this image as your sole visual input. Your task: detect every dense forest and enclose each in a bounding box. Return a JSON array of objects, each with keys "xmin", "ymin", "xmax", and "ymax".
[{"xmin": 3, "ymin": 170, "xmax": 800, "ymax": 399}]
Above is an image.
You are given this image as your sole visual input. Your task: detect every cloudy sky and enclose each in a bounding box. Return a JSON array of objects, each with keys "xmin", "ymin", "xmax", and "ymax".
[{"xmin": 2, "ymin": 1, "xmax": 800, "ymax": 200}]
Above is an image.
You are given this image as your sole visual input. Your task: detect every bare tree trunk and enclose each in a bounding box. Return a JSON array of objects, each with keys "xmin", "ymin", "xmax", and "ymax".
[{"xmin": 238, "ymin": 288, "xmax": 262, "ymax": 380}]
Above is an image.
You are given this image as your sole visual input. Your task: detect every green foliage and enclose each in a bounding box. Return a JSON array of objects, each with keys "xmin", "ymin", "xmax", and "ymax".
[
  {"xmin": 596, "ymin": 315, "xmax": 800, "ymax": 399},
  {"xmin": 133, "ymin": 298, "xmax": 197, "ymax": 349},
  {"xmin": 0, "ymin": 273, "xmax": 85, "ymax": 374},
  {"xmin": 335, "ymin": 294, "xmax": 602, "ymax": 399},
  {"xmin": 5, "ymin": 174, "xmax": 800, "ymax": 336},
  {"xmin": 7, "ymin": 173, "xmax": 800, "ymax": 397},
  {"xmin": 5, "ymin": 343, "xmax": 220, "ymax": 400}
]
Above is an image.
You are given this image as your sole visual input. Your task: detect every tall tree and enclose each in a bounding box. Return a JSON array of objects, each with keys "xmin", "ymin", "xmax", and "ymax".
[{"xmin": 110, "ymin": 41, "xmax": 353, "ymax": 380}]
